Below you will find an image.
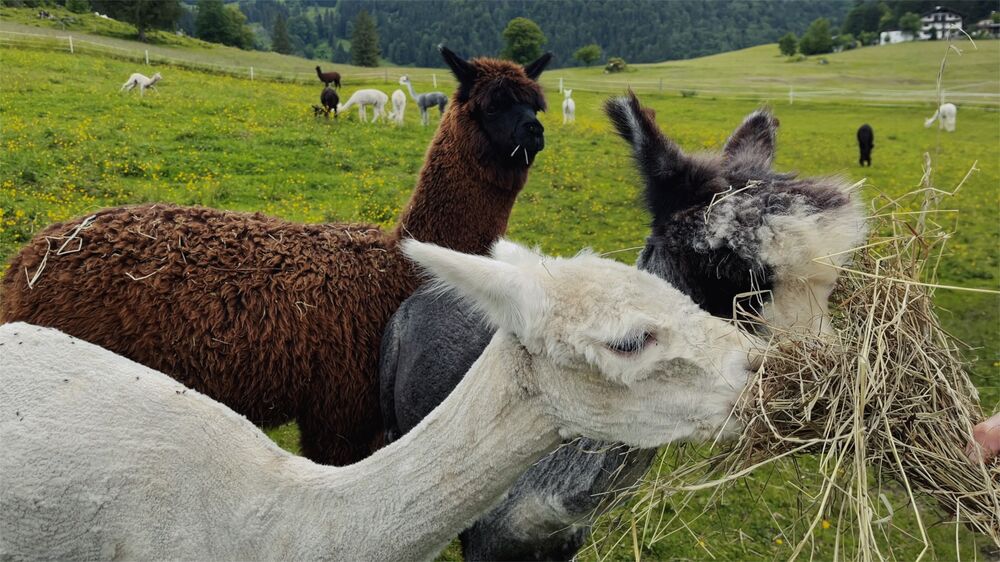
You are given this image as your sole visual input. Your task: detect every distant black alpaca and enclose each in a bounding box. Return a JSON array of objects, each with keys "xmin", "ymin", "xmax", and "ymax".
[
  {"xmin": 380, "ymin": 92, "xmax": 867, "ymax": 560},
  {"xmin": 857, "ymin": 124, "xmax": 874, "ymax": 167},
  {"xmin": 315, "ymin": 66, "xmax": 341, "ymax": 89},
  {"xmin": 320, "ymin": 86, "xmax": 339, "ymax": 118}
]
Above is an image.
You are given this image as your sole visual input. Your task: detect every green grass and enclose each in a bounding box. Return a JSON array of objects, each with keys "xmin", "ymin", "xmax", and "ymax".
[{"xmin": 1, "ymin": 36, "xmax": 997, "ymax": 561}]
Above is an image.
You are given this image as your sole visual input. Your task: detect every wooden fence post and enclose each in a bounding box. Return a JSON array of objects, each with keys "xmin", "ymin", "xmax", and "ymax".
[
  {"xmin": 68, "ymin": 35, "xmax": 73, "ymax": 53},
  {"xmin": 558, "ymin": 77, "xmax": 563, "ymax": 93},
  {"xmin": 145, "ymin": 49, "xmax": 149, "ymax": 65},
  {"xmin": 250, "ymin": 67, "xmax": 254, "ymax": 81}
]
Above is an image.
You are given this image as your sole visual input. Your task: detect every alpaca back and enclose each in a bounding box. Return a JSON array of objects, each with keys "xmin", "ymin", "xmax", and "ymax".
[
  {"xmin": 1, "ymin": 204, "xmax": 417, "ymax": 463},
  {"xmin": 0, "ymin": 323, "xmax": 301, "ymax": 561}
]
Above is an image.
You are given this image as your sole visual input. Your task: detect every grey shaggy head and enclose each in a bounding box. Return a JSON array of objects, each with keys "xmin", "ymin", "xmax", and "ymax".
[{"xmin": 606, "ymin": 91, "xmax": 866, "ymax": 332}]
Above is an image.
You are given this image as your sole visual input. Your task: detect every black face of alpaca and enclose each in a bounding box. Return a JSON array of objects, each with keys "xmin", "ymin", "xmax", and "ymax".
[
  {"xmin": 857, "ymin": 124, "xmax": 874, "ymax": 167},
  {"xmin": 606, "ymin": 92, "xmax": 847, "ymax": 323},
  {"xmin": 440, "ymin": 46, "xmax": 551, "ymax": 168}
]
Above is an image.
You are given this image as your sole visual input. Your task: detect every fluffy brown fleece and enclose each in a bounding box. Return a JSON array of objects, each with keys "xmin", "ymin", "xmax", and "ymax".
[{"xmin": 1, "ymin": 53, "xmax": 548, "ymax": 465}]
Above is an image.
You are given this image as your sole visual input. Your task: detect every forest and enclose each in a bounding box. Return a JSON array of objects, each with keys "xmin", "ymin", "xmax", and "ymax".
[{"xmin": 223, "ymin": 0, "xmax": 854, "ymax": 67}]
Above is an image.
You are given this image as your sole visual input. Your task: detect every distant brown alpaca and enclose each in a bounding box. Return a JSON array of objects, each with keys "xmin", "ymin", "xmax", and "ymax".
[
  {"xmin": 315, "ymin": 66, "xmax": 341, "ymax": 89},
  {"xmin": 1, "ymin": 47, "xmax": 552, "ymax": 466}
]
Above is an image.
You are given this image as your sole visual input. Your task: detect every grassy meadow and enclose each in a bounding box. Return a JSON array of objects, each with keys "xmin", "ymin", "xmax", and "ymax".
[{"xmin": 1, "ymin": 28, "xmax": 998, "ymax": 561}]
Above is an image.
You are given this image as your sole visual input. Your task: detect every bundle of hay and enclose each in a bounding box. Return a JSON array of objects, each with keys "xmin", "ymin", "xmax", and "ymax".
[{"xmin": 616, "ymin": 183, "xmax": 998, "ymax": 560}]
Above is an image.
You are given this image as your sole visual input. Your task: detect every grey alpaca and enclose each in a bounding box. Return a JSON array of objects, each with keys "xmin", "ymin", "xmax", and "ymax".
[
  {"xmin": 399, "ymin": 75, "xmax": 448, "ymax": 126},
  {"xmin": 379, "ymin": 92, "xmax": 866, "ymax": 560}
]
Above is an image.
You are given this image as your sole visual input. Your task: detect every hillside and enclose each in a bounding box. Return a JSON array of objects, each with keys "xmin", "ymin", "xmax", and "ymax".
[
  {"xmin": 4, "ymin": 11, "xmax": 997, "ymax": 107},
  {"xmin": 2, "ymin": 31, "xmax": 998, "ymax": 562}
]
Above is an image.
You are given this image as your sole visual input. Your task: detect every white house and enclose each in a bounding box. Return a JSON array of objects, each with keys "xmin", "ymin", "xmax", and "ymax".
[
  {"xmin": 919, "ymin": 6, "xmax": 964, "ymax": 39},
  {"xmin": 879, "ymin": 30, "xmax": 913, "ymax": 44}
]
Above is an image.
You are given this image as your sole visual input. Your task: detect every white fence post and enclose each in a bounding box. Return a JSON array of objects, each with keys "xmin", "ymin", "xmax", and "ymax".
[
  {"xmin": 659, "ymin": 78, "xmax": 663, "ymax": 93},
  {"xmin": 67, "ymin": 35, "xmax": 73, "ymax": 53},
  {"xmin": 250, "ymin": 66, "xmax": 254, "ymax": 81},
  {"xmin": 432, "ymin": 73, "xmax": 437, "ymax": 88},
  {"xmin": 558, "ymin": 77, "xmax": 563, "ymax": 93},
  {"xmin": 789, "ymin": 86, "xmax": 794, "ymax": 105},
  {"xmin": 145, "ymin": 49, "xmax": 149, "ymax": 65}
]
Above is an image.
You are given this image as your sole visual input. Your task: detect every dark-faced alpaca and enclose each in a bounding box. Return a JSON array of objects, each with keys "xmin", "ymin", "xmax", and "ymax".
[
  {"xmin": 321, "ymin": 86, "xmax": 340, "ymax": 118},
  {"xmin": 609, "ymin": 92, "xmax": 866, "ymax": 335},
  {"xmin": 857, "ymin": 124, "xmax": 873, "ymax": 167},
  {"xmin": 379, "ymin": 92, "xmax": 867, "ymax": 560},
  {"xmin": 0, "ymin": 47, "xmax": 552, "ymax": 467}
]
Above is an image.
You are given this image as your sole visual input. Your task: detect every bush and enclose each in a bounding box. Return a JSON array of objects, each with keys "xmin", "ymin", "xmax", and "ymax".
[
  {"xmin": 66, "ymin": 0, "xmax": 91, "ymax": 14},
  {"xmin": 680, "ymin": 90, "xmax": 698, "ymax": 98},
  {"xmin": 799, "ymin": 18, "xmax": 834, "ymax": 55},
  {"xmin": 604, "ymin": 56, "xmax": 627, "ymax": 73}
]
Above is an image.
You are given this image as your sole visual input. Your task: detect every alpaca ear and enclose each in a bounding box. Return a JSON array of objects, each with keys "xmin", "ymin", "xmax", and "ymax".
[
  {"xmin": 490, "ymin": 238, "xmax": 542, "ymax": 267},
  {"xmin": 604, "ymin": 91, "xmax": 692, "ymax": 217},
  {"xmin": 439, "ymin": 45, "xmax": 478, "ymax": 86},
  {"xmin": 722, "ymin": 110, "xmax": 778, "ymax": 166},
  {"xmin": 523, "ymin": 52, "xmax": 553, "ymax": 81},
  {"xmin": 402, "ymin": 240, "xmax": 545, "ymax": 333}
]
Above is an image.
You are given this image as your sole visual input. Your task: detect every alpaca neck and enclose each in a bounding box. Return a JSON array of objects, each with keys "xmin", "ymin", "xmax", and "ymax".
[
  {"xmin": 287, "ymin": 334, "xmax": 557, "ymax": 560},
  {"xmin": 392, "ymin": 114, "xmax": 528, "ymax": 254},
  {"xmin": 403, "ymin": 80, "xmax": 420, "ymax": 102}
]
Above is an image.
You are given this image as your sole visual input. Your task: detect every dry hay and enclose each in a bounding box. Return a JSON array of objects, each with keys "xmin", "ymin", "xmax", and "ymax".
[{"xmin": 588, "ymin": 181, "xmax": 998, "ymax": 561}]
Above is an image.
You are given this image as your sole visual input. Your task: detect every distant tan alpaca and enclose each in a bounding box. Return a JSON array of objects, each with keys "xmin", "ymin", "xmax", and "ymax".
[{"xmin": 119, "ymin": 72, "xmax": 162, "ymax": 96}]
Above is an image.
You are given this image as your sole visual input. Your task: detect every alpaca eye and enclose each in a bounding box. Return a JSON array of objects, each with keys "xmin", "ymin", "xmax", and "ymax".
[
  {"xmin": 485, "ymin": 103, "xmax": 499, "ymax": 115},
  {"xmin": 606, "ymin": 332, "xmax": 654, "ymax": 355}
]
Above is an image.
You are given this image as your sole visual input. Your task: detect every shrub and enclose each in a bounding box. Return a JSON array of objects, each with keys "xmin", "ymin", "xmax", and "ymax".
[{"xmin": 604, "ymin": 57, "xmax": 628, "ymax": 73}]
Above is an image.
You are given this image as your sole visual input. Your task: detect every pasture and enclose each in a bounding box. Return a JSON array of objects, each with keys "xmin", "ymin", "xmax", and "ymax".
[{"xmin": 1, "ymin": 36, "xmax": 998, "ymax": 561}]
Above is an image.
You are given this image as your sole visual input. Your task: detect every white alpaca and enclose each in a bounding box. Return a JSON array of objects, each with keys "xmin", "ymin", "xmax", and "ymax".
[
  {"xmin": 119, "ymin": 72, "xmax": 162, "ymax": 96},
  {"xmin": 337, "ymin": 89, "xmax": 389, "ymax": 123},
  {"xmin": 562, "ymin": 89, "xmax": 576, "ymax": 124},
  {"xmin": 0, "ymin": 239, "xmax": 754, "ymax": 562},
  {"xmin": 924, "ymin": 102, "xmax": 957, "ymax": 132},
  {"xmin": 388, "ymin": 88, "xmax": 407, "ymax": 125}
]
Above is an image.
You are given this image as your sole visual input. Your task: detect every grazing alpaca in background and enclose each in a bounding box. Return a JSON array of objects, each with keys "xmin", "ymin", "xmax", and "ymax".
[
  {"xmin": 119, "ymin": 72, "xmax": 162, "ymax": 96},
  {"xmin": 0, "ymin": 239, "xmax": 754, "ymax": 561},
  {"xmin": 338, "ymin": 89, "xmax": 389, "ymax": 123},
  {"xmin": 924, "ymin": 102, "xmax": 957, "ymax": 132},
  {"xmin": 1, "ymin": 46, "xmax": 552, "ymax": 467},
  {"xmin": 399, "ymin": 75, "xmax": 448, "ymax": 126},
  {"xmin": 388, "ymin": 89, "xmax": 406, "ymax": 125},
  {"xmin": 857, "ymin": 123, "xmax": 873, "ymax": 166},
  {"xmin": 318, "ymin": 86, "xmax": 339, "ymax": 119},
  {"xmin": 315, "ymin": 66, "xmax": 341, "ymax": 89},
  {"xmin": 562, "ymin": 89, "xmax": 575, "ymax": 124},
  {"xmin": 381, "ymin": 92, "xmax": 867, "ymax": 560}
]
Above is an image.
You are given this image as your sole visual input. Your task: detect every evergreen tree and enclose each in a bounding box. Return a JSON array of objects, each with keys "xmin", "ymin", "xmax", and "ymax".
[
  {"xmin": 91, "ymin": 0, "xmax": 180, "ymax": 42},
  {"xmin": 778, "ymin": 32, "xmax": 798, "ymax": 56},
  {"xmin": 500, "ymin": 17, "xmax": 546, "ymax": 63},
  {"xmin": 573, "ymin": 43, "xmax": 602, "ymax": 67},
  {"xmin": 350, "ymin": 10, "xmax": 380, "ymax": 67},
  {"xmin": 799, "ymin": 18, "xmax": 834, "ymax": 55},
  {"xmin": 272, "ymin": 14, "xmax": 293, "ymax": 54}
]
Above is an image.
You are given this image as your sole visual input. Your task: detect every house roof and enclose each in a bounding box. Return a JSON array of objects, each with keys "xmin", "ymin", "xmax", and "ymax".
[{"xmin": 921, "ymin": 5, "xmax": 966, "ymax": 18}]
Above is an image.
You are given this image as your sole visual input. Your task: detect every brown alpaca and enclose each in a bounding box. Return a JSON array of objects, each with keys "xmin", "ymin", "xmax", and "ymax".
[{"xmin": 0, "ymin": 47, "xmax": 552, "ymax": 466}]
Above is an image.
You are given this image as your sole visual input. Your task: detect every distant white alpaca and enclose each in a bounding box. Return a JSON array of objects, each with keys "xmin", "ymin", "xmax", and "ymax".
[
  {"xmin": 337, "ymin": 89, "xmax": 389, "ymax": 123},
  {"xmin": 119, "ymin": 72, "xmax": 162, "ymax": 96},
  {"xmin": 0, "ymin": 239, "xmax": 754, "ymax": 562},
  {"xmin": 924, "ymin": 102, "xmax": 957, "ymax": 132},
  {"xmin": 562, "ymin": 88, "xmax": 576, "ymax": 124},
  {"xmin": 388, "ymin": 89, "xmax": 407, "ymax": 125}
]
